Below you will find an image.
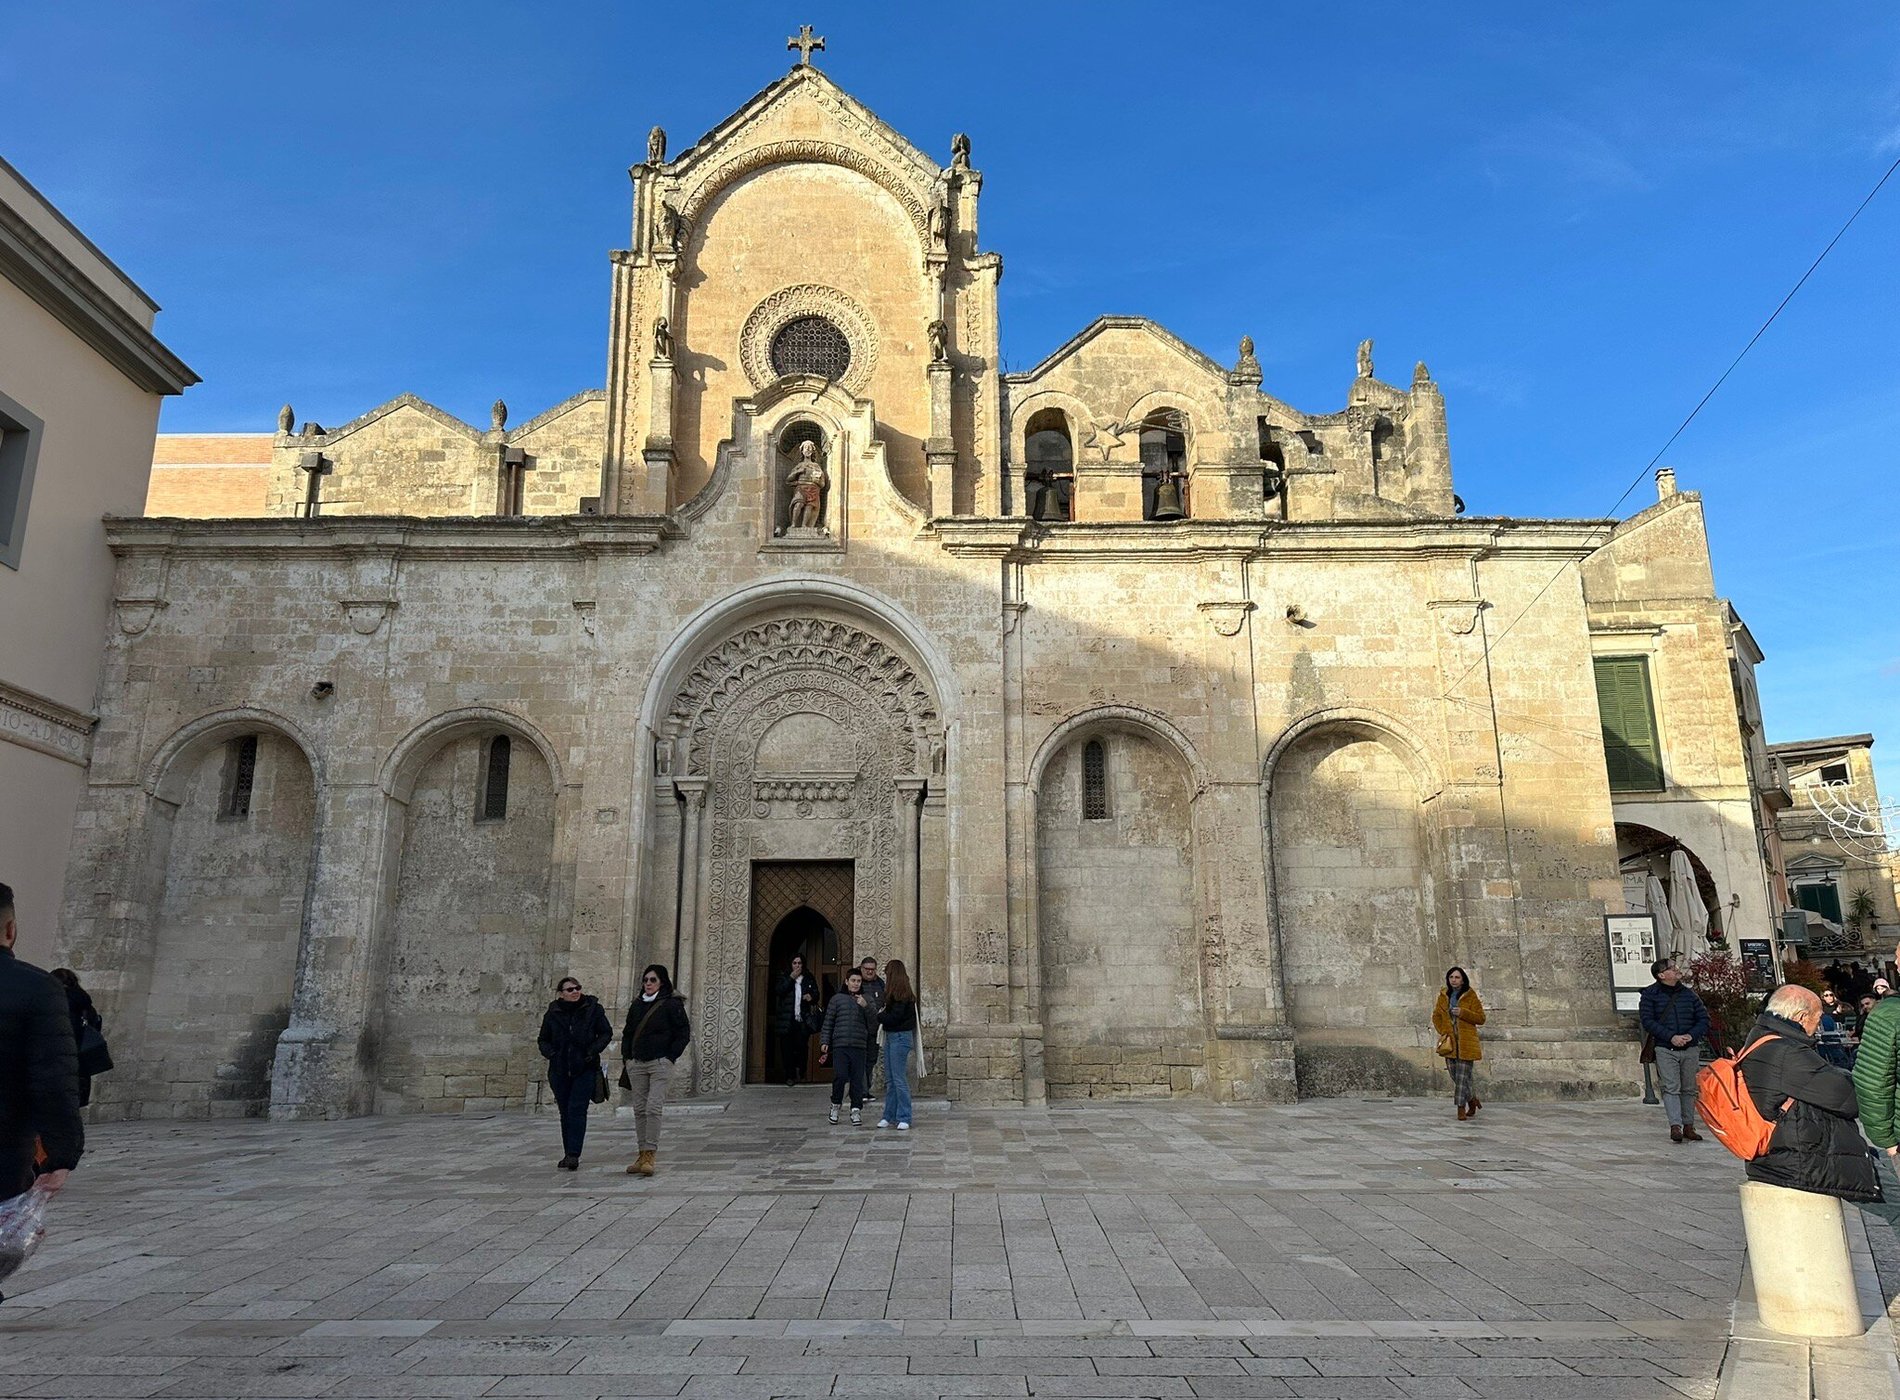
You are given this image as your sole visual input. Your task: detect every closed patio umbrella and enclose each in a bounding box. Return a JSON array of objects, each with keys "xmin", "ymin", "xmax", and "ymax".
[
  {"xmin": 1646, "ymin": 873, "xmax": 1677, "ymax": 958},
  {"xmin": 1668, "ymin": 849, "xmax": 1710, "ymax": 950}
]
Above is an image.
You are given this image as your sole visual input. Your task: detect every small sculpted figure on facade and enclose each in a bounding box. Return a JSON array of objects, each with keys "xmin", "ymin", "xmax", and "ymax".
[
  {"xmin": 277, "ymin": 403, "xmax": 295, "ymax": 435},
  {"xmin": 1236, "ymin": 335, "xmax": 1260, "ymax": 378},
  {"xmin": 927, "ymin": 201, "xmax": 948, "ymax": 251},
  {"xmin": 950, "ymin": 132, "xmax": 971, "ymax": 170},
  {"xmin": 784, "ymin": 439, "xmax": 829, "ymax": 532},
  {"xmin": 927, "ymin": 318, "xmax": 949, "ymax": 364},
  {"xmin": 647, "ymin": 125, "xmax": 666, "ymax": 165},
  {"xmin": 1356, "ymin": 338, "xmax": 1374, "ymax": 380},
  {"xmin": 660, "ymin": 201, "xmax": 685, "ymax": 253},
  {"xmin": 653, "ymin": 316, "xmax": 672, "ymax": 360},
  {"xmin": 491, "ymin": 399, "xmax": 508, "ymax": 431}
]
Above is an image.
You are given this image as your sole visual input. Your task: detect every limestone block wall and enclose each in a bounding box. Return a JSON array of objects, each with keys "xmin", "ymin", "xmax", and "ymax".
[
  {"xmin": 1037, "ymin": 731, "xmax": 1202, "ymax": 1098},
  {"xmin": 133, "ymin": 732, "xmax": 314, "ymax": 1118},
  {"xmin": 374, "ymin": 733, "xmax": 558, "ymax": 1114},
  {"xmin": 1272, "ymin": 728, "xmax": 1441, "ymax": 1095}
]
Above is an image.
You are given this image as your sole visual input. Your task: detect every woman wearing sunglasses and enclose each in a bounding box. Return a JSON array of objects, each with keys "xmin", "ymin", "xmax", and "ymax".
[{"xmin": 537, "ymin": 975, "xmax": 613, "ymax": 1170}]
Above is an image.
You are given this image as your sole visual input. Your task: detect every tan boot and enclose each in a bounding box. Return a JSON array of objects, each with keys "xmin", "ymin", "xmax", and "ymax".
[{"xmin": 636, "ymin": 1149, "xmax": 656, "ymax": 1177}]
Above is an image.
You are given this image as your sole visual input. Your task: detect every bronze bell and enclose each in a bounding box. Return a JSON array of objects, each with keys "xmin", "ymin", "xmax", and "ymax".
[{"xmin": 1151, "ymin": 473, "xmax": 1185, "ymax": 520}]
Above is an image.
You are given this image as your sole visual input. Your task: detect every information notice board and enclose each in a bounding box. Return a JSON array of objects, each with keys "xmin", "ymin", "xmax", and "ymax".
[{"xmin": 1606, "ymin": 913, "xmax": 1659, "ymax": 1013}]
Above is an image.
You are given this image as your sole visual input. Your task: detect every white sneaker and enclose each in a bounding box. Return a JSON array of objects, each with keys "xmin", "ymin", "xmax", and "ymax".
[
  {"xmin": 897, "ymin": 1122, "xmax": 910, "ymax": 1131},
  {"xmin": 828, "ymin": 1105, "xmax": 839, "ymax": 1124},
  {"xmin": 876, "ymin": 1119, "xmax": 890, "ymax": 1129},
  {"xmin": 850, "ymin": 1109, "xmax": 862, "ymax": 1126}
]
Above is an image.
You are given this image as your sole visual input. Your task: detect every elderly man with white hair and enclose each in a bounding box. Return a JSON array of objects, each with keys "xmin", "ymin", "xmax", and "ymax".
[{"xmin": 1737, "ymin": 983, "xmax": 1882, "ymax": 1203}]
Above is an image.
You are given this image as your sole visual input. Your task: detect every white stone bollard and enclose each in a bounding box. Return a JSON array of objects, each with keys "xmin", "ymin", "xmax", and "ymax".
[{"xmin": 1738, "ymin": 1179, "xmax": 1864, "ymax": 1337}]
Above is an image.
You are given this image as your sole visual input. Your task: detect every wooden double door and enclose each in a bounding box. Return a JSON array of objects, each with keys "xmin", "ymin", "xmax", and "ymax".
[{"xmin": 747, "ymin": 861, "xmax": 855, "ymax": 1084}]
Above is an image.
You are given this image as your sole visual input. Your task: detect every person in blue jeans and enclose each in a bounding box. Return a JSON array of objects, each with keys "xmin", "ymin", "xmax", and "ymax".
[
  {"xmin": 877, "ymin": 959, "xmax": 918, "ymax": 1130},
  {"xmin": 536, "ymin": 975, "xmax": 612, "ymax": 1170}
]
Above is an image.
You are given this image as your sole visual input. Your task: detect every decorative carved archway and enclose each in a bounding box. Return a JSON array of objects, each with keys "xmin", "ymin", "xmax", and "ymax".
[{"xmin": 660, "ymin": 614, "xmax": 941, "ymax": 1093}]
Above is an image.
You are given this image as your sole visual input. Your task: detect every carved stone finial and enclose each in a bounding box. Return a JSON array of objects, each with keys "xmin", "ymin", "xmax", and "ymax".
[
  {"xmin": 1236, "ymin": 335, "xmax": 1260, "ymax": 379},
  {"xmin": 787, "ymin": 24, "xmax": 825, "ymax": 66},
  {"xmin": 300, "ymin": 420, "xmax": 322, "ymax": 439},
  {"xmin": 490, "ymin": 399, "xmax": 508, "ymax": 431},
  {"xmin": 927, "ymin": 318, "xmax": 949, "ymax": 364},
  {"xmin": 652, "ymin": 316, "xmax": 672, "ymax": 361},
  {"xmin": 1413, "ymin": 360, "xmax": 1432, "ymax": 386},
  {"xmin": 646, "ymin": 125, "xmax": 666, "ymax": 165},
  {"xmin": 277, "ymin": 403, "xmax": 295, "ymax": 435},
  {"xmin": 950, "ymin": 132, "xmax": 972, "ymax": 170},
  {"xmin": 1356, "ymin": 338, "xmax": 1374, "ymax": 380}
]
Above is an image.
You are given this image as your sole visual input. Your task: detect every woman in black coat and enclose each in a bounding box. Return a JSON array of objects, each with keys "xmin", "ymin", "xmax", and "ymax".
[
  {"xmin": 771, "ymin": 954, "xmax": 820, "ymax": 1085},
  {"xmin": 50, "ymin": 969, "xmax": 103, "ymax": 1108},
  {"xmin": 536, "ymin": 975, "xmax": 613, "ymax": 1171}
]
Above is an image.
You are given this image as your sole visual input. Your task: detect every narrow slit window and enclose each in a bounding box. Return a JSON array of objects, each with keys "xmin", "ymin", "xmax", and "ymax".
[
  {"xmin": 1082, "ymin": 739, "xmax": 1109, "ymax": 820},
  {"xmin": 480, "ymin": 735, "xmax": 511, "ymax": 821},
  {"xmin": 223, "ymin": 735, "xmax": 259, "ymax": 820}
]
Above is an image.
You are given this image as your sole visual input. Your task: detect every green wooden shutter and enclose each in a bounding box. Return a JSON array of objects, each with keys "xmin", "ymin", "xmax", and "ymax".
[{"xmin": 1594, "ymin": 656, "xmax": 1664, "ymax": 792}]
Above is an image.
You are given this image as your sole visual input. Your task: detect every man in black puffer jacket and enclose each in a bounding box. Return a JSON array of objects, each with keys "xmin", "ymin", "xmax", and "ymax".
[
  {"xmin": 1739, "ymin": 984, "xmax": 1881, "ymax": 1203},
  {"xmin": 0, "ymin": 882, "xmax": 83, "ymax": 1203}
]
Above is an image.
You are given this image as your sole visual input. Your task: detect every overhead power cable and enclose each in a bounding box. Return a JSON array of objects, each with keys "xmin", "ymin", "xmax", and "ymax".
[{"xmin": 1441, "ymin": 150, "xmax": 1900, "ymax": 702}]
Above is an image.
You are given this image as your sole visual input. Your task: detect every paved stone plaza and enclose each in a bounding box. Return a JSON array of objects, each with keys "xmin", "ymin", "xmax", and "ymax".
[{"xmin": 0, "ymin": 1092, "xmax": 1831, "ymax": 1399}]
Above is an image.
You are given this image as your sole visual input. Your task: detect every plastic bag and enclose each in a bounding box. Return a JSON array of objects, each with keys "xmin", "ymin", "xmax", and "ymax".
[{"xmin": 0, "ymin": 1182, "xmax": 52, "ymax": 1284}]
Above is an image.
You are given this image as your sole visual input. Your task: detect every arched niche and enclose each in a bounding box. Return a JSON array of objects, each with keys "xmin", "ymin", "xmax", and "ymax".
[
  {"xmin": 1033, "ymin": 717, "xmax": 1206, "ymax": 1099},
  {"xmin": 133, "ymin": 721, "xmax": 320, "ymax": 1118},
  {"xmin": 370, "ymin": 720, "xmax": 562, "ymax": 1113},
  {"xmin": 1267, "ymin": 720, "xmax": 1446, "ymax": 1096}
]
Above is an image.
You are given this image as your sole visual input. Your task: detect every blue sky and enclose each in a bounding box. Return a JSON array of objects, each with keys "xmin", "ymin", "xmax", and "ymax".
[{"xmin": 7, "ymin": 2, "xmax": 1899, "ymax": 792}]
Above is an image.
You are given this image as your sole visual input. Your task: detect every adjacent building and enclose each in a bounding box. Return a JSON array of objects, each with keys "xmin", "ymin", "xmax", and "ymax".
[
  {"xmin": 0, "ymin": 156, "xmax": 195, "ymax": 964},
  {"xmin": 1771, "ymin": 734, "xmax": 1898, "ymax": 957}
]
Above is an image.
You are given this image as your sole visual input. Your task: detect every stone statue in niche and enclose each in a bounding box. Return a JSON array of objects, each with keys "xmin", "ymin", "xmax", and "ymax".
[
  {"xmin": 647, "ymin": 125, "xmax": 666, "ymax": 165},
  {"xmin": 1356, "ymin": 338, "xmax": 1374, "ymax": 380},
  {"xmin": 927, "ymin": 202, "xmax": 948, "ymax": 251},
  {"xmin": 927, "ymin": 318, "xmax": 949, "ymax": 364},
  {"xmin": 780, "ymin": 439, "xmax": 830, "ymax": 535},
  {"xmin": 652, "ymin": 316, "xmax": 672, "ymax": 360}
]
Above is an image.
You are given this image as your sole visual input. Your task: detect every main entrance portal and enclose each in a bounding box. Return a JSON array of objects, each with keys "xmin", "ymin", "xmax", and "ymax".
[{"xmin": 747, "ymin": 860, "xmax": 856, "ymax": 1084}]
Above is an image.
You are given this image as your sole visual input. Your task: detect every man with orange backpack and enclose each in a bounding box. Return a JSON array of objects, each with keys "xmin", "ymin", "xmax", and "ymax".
[{"xmin": 1733, "ymin": 985, "xmax": 1881, "ymax": 1203}]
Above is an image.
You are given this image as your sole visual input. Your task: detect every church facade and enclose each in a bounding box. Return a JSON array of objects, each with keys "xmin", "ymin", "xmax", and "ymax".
[{"xmin": 66, "ymin": 50, "xmax": 1778, "ymax": 1121}]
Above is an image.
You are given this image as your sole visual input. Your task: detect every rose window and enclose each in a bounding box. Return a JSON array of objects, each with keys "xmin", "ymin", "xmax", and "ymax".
[{"xmin": 769, "ymin": 316, "xmax": 852, "ymax": 381}]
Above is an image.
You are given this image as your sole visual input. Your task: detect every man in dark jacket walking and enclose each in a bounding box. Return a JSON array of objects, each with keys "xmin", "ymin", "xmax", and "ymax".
[
  {"xmin": 1740, "ymin": 984, "xmax": 1881, "ymax": 1202},
  {"xmin": 0, "ymin": 882, "xmax": 83, "ymax": 1202},
  {"xmin": 1638, "ymin": 957, "xmax": 1710, "ymax": 1144}
]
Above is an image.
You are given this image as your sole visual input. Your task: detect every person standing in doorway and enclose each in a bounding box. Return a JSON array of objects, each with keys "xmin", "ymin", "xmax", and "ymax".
[
  {"xmin": 536, "ymin": 975, "xmax": 612, "ymax": 1171},
  {"xmin": 1638, "ymin": 957, "xmax": 1710, "ymax": 1144},
  {"xmin": 0, "ymin": 882, "xmax": 83, "ymax": 1205},
  {"xmin": 820, "ymin": 968, "xmax": 875, "ymax": 1126},
  {"xmin": 877, "ymin": 959, "xmax": 918, "ymax": 1131},
  {"xmin": 1432, "ymin": 967, "xmax": 1486, "ymax": 1121},
  {"xmin": 621, "ymin": 965, "xmax": 690, "ymax": 1177},
  {"xmin": 772, "ymin": 954, "xmax": 819, "ymax": 1085}
]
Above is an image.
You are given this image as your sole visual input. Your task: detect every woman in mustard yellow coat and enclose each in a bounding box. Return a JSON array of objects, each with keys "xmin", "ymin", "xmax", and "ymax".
[{"xmin": 1432, "ymin": 966, "xmax": 1486, "ymax": 1120}]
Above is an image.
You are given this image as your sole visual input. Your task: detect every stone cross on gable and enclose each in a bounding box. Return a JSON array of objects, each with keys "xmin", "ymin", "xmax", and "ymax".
[{"xmin": 787, "ymin": 24, "xmax": 825, "ymax": 66}]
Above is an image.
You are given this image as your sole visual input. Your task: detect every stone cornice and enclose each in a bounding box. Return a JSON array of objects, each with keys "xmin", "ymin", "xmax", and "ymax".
[
  {"xmin": 0, "ymin": 202, "xmax": 197, "ymax": 396},
  {"xmin": 106, "ymin": 515, "xmax": 681, "ymax": 561},
  {"xmin": 0, "ymin": 676, "xmax": 96, "ymax": 768}
]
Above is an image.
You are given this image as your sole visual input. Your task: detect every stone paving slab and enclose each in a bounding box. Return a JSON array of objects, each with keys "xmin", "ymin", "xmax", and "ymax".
[{"xmin": 0, "ymin": 1092, "xmax": 1776, "ymax": 1398}]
